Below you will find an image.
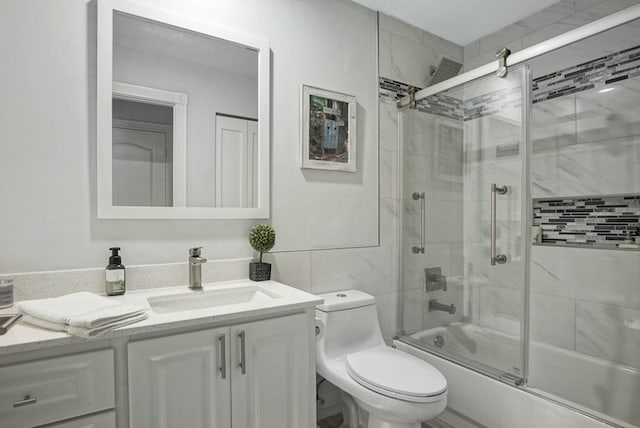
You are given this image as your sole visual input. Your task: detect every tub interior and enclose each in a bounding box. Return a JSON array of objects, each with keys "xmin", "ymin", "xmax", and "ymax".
[{"xmin": 403, "ymin": 323, "xmax": 640, "ymax": 427}]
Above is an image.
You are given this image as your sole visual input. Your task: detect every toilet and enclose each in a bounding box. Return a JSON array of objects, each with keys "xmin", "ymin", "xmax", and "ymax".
[{"xmin": 316, "ymin": 290, "xmax": 447, "ymax": 428}]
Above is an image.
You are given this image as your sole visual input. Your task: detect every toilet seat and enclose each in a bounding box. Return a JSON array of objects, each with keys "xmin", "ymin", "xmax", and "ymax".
[{"xmin": 346, "ymin": 346, "xmax": 447, "ymax": 403}]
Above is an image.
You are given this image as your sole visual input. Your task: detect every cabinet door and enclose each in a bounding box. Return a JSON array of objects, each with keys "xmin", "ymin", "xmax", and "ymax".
[
  {"xmin": 128, "ymin": 328, "xmax": 231, "ymax": 428},
  {"xmin": 230, "ymin": 312, "xmax": 313, "ymax": 428}
]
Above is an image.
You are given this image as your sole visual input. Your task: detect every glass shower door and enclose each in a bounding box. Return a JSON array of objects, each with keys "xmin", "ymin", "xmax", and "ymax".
[{"xmin": 399, "ymin": 64, "xmax": 530, "ymax": 383}]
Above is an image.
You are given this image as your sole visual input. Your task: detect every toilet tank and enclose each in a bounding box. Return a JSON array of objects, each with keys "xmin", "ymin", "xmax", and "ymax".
[{"xmin": 316, "ymin": 290, "xmax": 385, "ymax": 358}]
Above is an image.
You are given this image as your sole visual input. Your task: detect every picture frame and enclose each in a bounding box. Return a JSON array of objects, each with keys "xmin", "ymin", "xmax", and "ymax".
[{"xmin": 300, "ymin": 85, "xmax": 356, "ymax": 172}]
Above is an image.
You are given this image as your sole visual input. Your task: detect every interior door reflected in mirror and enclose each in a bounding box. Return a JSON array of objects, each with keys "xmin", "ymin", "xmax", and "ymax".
[{"xmin": 97, "ymin": 0, "xmax": 270, "ymax": 219}]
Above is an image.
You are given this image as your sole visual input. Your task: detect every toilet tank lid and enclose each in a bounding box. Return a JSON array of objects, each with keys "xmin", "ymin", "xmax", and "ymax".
[{"xmin": 316, "ymin": 290, "xmax": 375, "ymax": 312}]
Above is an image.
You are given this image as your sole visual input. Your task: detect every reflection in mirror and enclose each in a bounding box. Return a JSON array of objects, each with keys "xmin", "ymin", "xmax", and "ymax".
[
  {"xmin": 112, "ymin": 11, "xmax": 259, "ymax": 208},
  {"xmin": 112, "ymin": 99, "xmax": 174, "ymax": 207}
]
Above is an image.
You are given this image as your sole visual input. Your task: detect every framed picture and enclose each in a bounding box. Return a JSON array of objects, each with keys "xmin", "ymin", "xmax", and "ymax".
[{"xmin": 301, "ymin": 85, "xmax": 356, "ymax": 172}]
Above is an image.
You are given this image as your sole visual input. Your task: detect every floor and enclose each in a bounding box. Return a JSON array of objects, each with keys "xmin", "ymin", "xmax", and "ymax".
[
  {"xmin": 317, "ymin": 413, "xmax": 344, "ymax": 428},
  {"xmin": 317, "ymin": 411, "xmax": 455, "ymax": 428}
]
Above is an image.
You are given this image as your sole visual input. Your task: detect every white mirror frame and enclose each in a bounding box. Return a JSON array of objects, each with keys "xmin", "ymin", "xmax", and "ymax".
[{"xmin": 97, "ymin": 0, "xmax": 270, "ymax": 219}]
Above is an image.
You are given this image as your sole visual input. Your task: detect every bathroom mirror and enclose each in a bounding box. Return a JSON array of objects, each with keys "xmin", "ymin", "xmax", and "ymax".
[{"xmin": 97, "ymin": 0, "xmax": 270, "ymax": 219}]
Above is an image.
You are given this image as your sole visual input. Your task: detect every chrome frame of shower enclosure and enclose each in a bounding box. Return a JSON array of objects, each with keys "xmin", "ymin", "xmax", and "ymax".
[
  {"xmin": 396, "ymin": 63, "xmax": 531, "ymax": 385},
  {"xmin": 393, "ymin": 3, "xmax": 640, "ymax": 425}
]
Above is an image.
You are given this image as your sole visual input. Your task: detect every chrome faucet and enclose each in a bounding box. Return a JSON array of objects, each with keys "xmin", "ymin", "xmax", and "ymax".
[
  {"xmin": 189, "ymin": 247, "xmax": 207, "ymax": 290},
  {"xmin": 428, "ymin": 299, "xmax": 456, "ymax": 314}
]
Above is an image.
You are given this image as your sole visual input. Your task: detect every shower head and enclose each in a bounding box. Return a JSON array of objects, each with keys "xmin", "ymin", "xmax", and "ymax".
[{"xmin": 429, "ymin": 57, "xmax": 463, "ymax": 86}]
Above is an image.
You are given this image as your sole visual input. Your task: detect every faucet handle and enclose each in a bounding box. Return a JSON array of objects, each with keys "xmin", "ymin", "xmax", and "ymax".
[{"xmin": 189, "ymin": 247, "xmax": 203, "ymax": 257}]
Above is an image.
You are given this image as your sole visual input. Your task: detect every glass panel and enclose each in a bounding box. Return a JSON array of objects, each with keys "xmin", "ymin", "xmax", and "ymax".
[
  {"xmin": 399, "ymin": 65, "xmax": 530, "ymax": 380},
  {"xmin": 525, "ymin": 20, "xmax": 640, "ymax": 427}
]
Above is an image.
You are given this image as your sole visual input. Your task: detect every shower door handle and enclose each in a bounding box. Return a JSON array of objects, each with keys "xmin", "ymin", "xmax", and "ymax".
[
  {"xmin": 490, "ymin": 184, "xmax": 508, "ymax": 265},
  {"xmin": 412, "ymin": 192, "xmax": 425, "ymax": 254}
]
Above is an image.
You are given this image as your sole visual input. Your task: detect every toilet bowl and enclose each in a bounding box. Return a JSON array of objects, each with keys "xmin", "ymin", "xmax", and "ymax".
[{"xmin": 316, "ymin": 290, "xmax": 447, "ymax": 428}]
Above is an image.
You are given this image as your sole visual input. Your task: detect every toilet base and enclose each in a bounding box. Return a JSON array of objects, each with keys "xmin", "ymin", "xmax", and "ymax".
[
  {"xmin": 367, "ymin": 415, "xmax": 420, "ymax": 428},
  {"xmin": 339, "ymin": 389, "xmax": 441, "ymax": 428}
]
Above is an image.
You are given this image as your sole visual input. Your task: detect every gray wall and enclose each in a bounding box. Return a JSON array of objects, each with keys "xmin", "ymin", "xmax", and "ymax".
[{"xmin": 0, "ymin": 0, "xmax": 379, "ymax": 273}]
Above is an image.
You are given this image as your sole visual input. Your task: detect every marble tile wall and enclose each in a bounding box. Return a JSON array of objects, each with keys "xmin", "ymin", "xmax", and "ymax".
[
  {"xmin": 532, "ymin": 77, "xmax": 640, "ymax": 199},
  {"xmin": 379, "ymin": 14, "xmax": 463, "ymax": 90},
  {"xmin": 449, "ymin": 69, "xmax": 529, "ymax": 337},
  {"xmin": 528, "ymin": 200, "xmax": 640, "ymax": 367},
  {"xmin": 463, "ymin": 0, "xmax": 640, "ymax": 73},
  {"xmin": 400, "ymin": 107, "xmax": 465, "ymax": 334},
  {"xmin": 529, "ymin": 81, "xmax": 640, "ymax": 366},
  {"xmin": 461, "ymin": 2, "xmax": 640, "ymax": 372},
  {"xmin": 532, "ymin": 44, "xmax": 640, "ymax": 104},
  {"xmin": 375, "ymin": 13, "xmax": 466, "ymax": 335}
]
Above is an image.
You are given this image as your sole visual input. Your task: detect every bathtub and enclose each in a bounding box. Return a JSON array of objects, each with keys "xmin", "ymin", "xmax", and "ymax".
[{"xmin": 396, "ymin": 323, "xmax": 640, "ymax": 428}]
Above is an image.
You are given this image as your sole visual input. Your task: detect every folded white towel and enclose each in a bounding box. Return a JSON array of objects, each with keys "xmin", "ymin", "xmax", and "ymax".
[
  {"xmin": 20, "ymin": 312, "xmax": 148, "ymax": 338},
  {"xmin": 17, "ymin": 292, "xmax": 148, "ymax": 337}
]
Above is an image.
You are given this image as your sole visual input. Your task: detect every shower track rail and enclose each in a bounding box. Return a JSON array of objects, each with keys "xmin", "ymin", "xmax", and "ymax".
[{"xmin": 396, "ymin": 3, "xmax": 640, "ymax": 109}]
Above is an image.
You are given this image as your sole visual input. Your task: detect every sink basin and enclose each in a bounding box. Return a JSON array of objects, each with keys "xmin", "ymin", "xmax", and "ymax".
[{"xmin": 147, "ymin": 285, "xmax": 281, "ymax": 313}]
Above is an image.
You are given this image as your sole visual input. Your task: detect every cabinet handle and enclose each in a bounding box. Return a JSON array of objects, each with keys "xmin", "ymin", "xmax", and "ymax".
[
  {"xmin": 238, "ymin": 330, "xmax": 246, "ymax": 375},
  {"xmin": 13, "ymin": 395, "xmax": 37, "ymax": 408},
  {"xmin": 219, "ymin": 334, "xmax": 227, "ymax": 379}
]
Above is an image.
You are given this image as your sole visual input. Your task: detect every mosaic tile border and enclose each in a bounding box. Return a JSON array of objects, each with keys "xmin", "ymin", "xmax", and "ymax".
[
  {"xmin": 417, "ymin": 92, "xmax": 463, "ymax": 121},
  {"xmin": 380, "ymin": 44, "xmax": 640, "ymax": 112},
  {"xmin": 379, "ymin": 77, "xmax": 419, "ymax": 101},
  {"xmin": 379, "ymin": 77, "xmax": 521, "ymax": 122},
  {"xmin": 532, "ymin": 44, "xmax": 640, "ymax": 104},
  {"xmin": 533, "ymin": 195, "xmax": 640, "ymax": 249}
]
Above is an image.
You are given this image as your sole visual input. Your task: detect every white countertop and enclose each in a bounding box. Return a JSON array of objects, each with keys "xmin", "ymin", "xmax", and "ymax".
[{"xmin": 0, "ymin": 280, "xmax": 323, "ymax": 356}]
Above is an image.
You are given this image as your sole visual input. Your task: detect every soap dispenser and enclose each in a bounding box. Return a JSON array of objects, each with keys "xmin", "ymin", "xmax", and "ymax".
[{"xmin": 106, "ymin": 247, "xmax": 126, "ymax": 296}]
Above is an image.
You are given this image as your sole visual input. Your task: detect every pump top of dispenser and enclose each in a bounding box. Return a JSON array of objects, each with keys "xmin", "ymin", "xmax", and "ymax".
[{"xmin": 109, "ymin": 247, "xmax": 122, "ymax": 265}]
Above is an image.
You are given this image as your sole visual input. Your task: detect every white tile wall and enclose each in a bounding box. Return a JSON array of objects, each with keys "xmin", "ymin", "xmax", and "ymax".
[
  {"xmin": 531, "ymin": 246, "xmax": 640, "ymax": 309},
  {"xmin": 378, "ymin": 13, "xmax": 463, "ymax": 89},
  {"xmin": 311, "ymin": 246, "xmax": 393, "ymax": 295},
  {"xmin": 2, "ymin": 258, "xmax": 252, "ymax": 301},
  {"xmin": 576, "ymin": 301, "xmax": 640, "ymax": 368},
  {"xmin": 400, "ymin": 104, "xmax": 465, "ymax": 333},
  {"xmin": 377, "ymin": 15, "xmax": 465, "ymax": 337},
  {"xmin": 530, "ymin": 292, "xmax": 576, "ymax": 349},
  {"xmin": 262, "ymin": 252, "xmax": 312, "ymax": 292},
  {"xmin": 477, "ymin": 285, "xmax": 522, "ymax": 336}
]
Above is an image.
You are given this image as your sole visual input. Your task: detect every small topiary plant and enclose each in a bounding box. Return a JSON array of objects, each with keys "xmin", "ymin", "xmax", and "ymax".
[{"xmin": 249, "ymin": 224, "xmax": 276, "ymax": 263}]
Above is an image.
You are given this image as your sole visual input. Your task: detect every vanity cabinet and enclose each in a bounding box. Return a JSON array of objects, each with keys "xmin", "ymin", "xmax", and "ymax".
[
  {"xmin": 45, "ymin": 411, "xmax": 116, "ymax": 428},
  {"xmin": 128, "ymin": 312, "xmax": 312, "ymax": 428},
  {"xmin": 0, "ymin": 350, "xmax": 115, "ymax": 428}
]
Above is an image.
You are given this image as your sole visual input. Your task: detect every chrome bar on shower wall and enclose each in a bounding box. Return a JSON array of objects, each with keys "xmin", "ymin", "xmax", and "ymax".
[{"xmin": 396, "ymin": 3, "xmax": 640, "ymax": 109}]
